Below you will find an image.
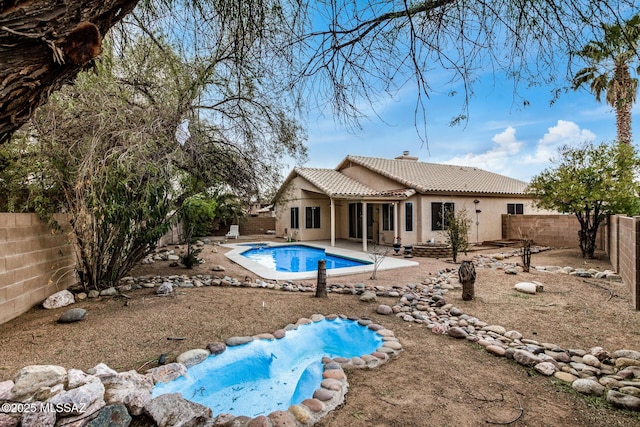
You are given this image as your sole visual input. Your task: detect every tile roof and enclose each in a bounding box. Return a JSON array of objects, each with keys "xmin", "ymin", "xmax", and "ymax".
[
  {"xmin": 295, "ymin": 167, "xmax": 415, "ymax": 198},
  {"xmin": 340, "ymin": 156, "xmax": 528, "ymax": 195}
]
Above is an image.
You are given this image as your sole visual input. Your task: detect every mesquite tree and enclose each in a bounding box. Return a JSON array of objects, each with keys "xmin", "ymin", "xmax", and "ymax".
[
  {"xmin": 527, "ymin": 143, "xmax": 640, "ymax": 258},
  {"xmin": 2, "ymin": 33, "xmax": 305, "ymax": 290}
]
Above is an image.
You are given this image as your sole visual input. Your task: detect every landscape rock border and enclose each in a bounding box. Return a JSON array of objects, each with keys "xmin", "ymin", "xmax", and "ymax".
[{"xmin": 0, "ymin": 315, "xmax": 402, "ymax": 426}]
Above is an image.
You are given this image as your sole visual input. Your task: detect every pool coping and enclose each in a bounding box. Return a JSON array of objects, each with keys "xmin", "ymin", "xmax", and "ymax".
[{"xmin": 222, "ymin": 241, "xmax": 419, "ymax": 280}]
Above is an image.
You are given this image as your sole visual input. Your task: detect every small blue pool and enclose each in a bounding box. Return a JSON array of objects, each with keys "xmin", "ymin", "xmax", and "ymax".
[
  {"xmin": 241, "ymin": 244, "xmax": 370, "ymax": 272},
  {"xmin": 152, "ymin": 318, "xmax": 383, "ymax": 417}
]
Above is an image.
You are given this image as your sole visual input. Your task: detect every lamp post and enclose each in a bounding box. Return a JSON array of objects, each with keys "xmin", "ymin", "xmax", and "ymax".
[{"xmin": 473, "ymin": 199, "xmax": 481, "ymax": 244}]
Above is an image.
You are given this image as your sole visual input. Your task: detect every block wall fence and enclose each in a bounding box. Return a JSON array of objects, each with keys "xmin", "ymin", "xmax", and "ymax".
[
  {"xmin": 0, "ymin": 213, "xmax": 76, "ymax": 325},
  {"xmin": 1, "ymin": 213, "xmax": 637, "ymax": 326},
  {"xmin": 501, "ymin": 214, "xmax": 605, "ymax": 249}
]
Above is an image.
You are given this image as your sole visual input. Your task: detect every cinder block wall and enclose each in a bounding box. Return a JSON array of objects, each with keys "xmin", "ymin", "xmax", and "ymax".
[
  {"xmin": 608, "ymin": 215, "xmax": 640, "ymax": 310},
  {"xmin": 240, "ymin": 217, "xmax": 276, "ymax": 235},
  {"xmin": 0, "ymin": 213, "xmax": 75, "ymax": 324},
  {"xmin": 501, "ymin": 214, "xmax": 604, "ymax": 249}
]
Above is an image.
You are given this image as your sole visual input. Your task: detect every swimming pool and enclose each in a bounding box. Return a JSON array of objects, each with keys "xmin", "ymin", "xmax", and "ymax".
[
  {"xmin": 151, "ymin": 318, "xmax": 383, "ymax": 417},
  {"xmin": 241, "ymin": 244, "xmax": 370, "ymax": 272},
  {"xmin": 224, "ymin": 241, "xmax": 419, "ymax": 280}
]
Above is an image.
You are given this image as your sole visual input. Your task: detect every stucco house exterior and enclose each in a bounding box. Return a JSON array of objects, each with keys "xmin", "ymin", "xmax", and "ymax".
[{"xmin": 274, "ymin": 152, "xmax": 551, "ymax": 251}]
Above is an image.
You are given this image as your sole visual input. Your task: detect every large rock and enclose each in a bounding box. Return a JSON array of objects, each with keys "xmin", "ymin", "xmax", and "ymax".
[
  {"xmin": 359, "ymin": 291, "xmax": 377, "ymax": 302},
  {"xmin": 11, "ymin": 365, "xmax": 67, "ymax": 400},
  {"xmin": 48, "ymin": 380, "xmax": 106, "ymax": 416},
  {"xmin": 0, "ymin": 380, "xmax": 13, "ymax": 399},
  {"xmin": 606, "ymin": 390, "xmax": 640, "ymax": 411},
  {"xmin": 145, "ymin": 393, "xmax": 213, "ymax": 427},
  {"xmin": 58, "ymin": 308, "xmax": 87, "ymax": 323},
  {"xmin": 102, "ymin": 370, "xmax": 154, "ymax": 416},
  {"xmin": 514, "ymin": 282, "xmax": 537, "ymax": 294},
  {"xmin": 85, "ymin": 404, "xmax": 132, "ymax": 427},
  {"xmin": 148, "ymin": 363, "xmax": 188, "ymax": 384},
  {"xmin": 0, "ymin": 414, "xmax": 19, "ymax": 427},
  {"xmin": 42, "ymin": 290, "xmax": 75, "ymax": 309},
  {"xmin": 21, "ymin": 409, "xmax": 56, "ymax": 426},
  {"xmin": 572, "ymin": 378, "xmax": 605, "ymax": 396},
  {"xmin": 176, "ymin": 349, "xmax": 210, "ymax": 369}
]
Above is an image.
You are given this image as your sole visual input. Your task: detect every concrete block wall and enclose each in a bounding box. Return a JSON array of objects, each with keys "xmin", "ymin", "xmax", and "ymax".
[
  {"xmin": 240, "ymin": 217, "xmax": 276, "ymax": 236},
  {"xmin": 607, "ymin": 215, "xmax": 640, "ymax": 310},
  {"xmin": 0, "ymin": 213, "xmax": 75, "ymax": 324},
  {"xmin": 501, "ymin": 214, "xmax": 604, "ymax": 249}
]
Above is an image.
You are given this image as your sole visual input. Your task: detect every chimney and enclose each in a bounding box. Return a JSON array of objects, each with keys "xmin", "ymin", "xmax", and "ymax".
[{"xmin": 394, "ymin": 151, "xmax": 419, "ymax": 161}]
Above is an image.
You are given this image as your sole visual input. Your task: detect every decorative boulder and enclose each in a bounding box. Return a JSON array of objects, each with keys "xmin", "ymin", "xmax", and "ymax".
[
  {"xmin": 58, "ymin": 308, "xmax": 87, "ymax": 323},
  {"xmin": 11, "ymin": 365, "xmax": 67, "ymax": 400},
  {"xmin": 145, "ymin": 393, "xmax": 213, "ymax": 427},
  {"xmin": 514, "ymin": 282, "xmax": 537, "ymax": 294},
  {"xmin": 42, "ymin": 290, "xmax": 75, "ymax": 309}
]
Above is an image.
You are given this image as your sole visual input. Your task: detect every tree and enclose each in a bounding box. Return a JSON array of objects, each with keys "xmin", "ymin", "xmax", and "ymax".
[
  {"xmin": 527, "ymin": 142, "xmax": 640, "ymax": 259},
  {"xmin": 1, "ymin": 30, "xmax": 305, "ymax": 290},
  {"xmin": 1, "ymin": 1, "xmax": 638, "ymax": 143},
  {"xmin": 442, "ymin": 208, "xmax": 471, "ymax": 263},
  {"xmin": 572, "ymin": 14, "xmax": 640, "ymax": 145}
]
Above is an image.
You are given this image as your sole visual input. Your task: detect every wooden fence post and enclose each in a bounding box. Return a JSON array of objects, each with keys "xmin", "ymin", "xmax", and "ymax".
[{"xmin": 316, "ymin": 259, "xmax": 327, "ymax": 298}]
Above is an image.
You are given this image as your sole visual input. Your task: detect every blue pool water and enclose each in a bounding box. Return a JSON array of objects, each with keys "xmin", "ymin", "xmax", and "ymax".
[
  {"xmin": 241, "ymin": 244, "xmax": 370, "ymax": 272},
  {"xmin": 152, "ymin": 318, "xmax": 383, "ymax": 417}
]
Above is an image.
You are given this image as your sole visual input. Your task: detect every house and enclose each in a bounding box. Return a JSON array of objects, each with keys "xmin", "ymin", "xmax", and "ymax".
[{"xmin": 274, "ymin": 152, "xmax": 551, "ymax": 251}]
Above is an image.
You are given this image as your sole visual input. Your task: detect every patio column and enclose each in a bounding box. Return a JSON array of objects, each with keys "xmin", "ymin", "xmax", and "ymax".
[
  {"xmin": 330, "ymin": 198, "xmax": 335, "ymax": 247},
  {"xmin": 362, "ymin": 201, "xmax": 368, "ymax": 252},
  {"xmin": 394, "ymin": 202, "xmax": 399, "ymax": 243}
]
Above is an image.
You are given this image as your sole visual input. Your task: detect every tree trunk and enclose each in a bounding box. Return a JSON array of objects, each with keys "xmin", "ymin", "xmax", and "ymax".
[
  {"xmin": 315, "ymin": 259, "xmax": 327, "ymax": 298},
  {"xmin": 458, "ymin": 260, "xmax": 476, "ymax": 301},
  {"xmin": 0, "ymin": 0, "xmax": 140, "ymax": 143}
]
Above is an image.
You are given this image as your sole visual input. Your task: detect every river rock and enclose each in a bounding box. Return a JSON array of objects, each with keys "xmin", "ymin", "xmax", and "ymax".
[
  {"xmin": 513, "ymin": 350, "xmax": 541, "ymax": 367},
  {"xmin": 572, "ymin": 378, "xmax": 605, "ymax": 396},
  {"xmin": 211, "ymin": 265, "xmax": 225, "ymax": 272},
  {"xmin": 613, "ymin": 349, "xmax": 640, "ymax": 361},
  {"xmin": 145, "ymin": 393, "xmax": 212, "ymax": 427},
  {"xmin": 176, "ymin": 349, "xmax": 210, "ymax": 369},
  {"xmin": 156, "ymin": 282, "xmax": 173, "ymax": 295},
  {"xmin": 447, "ymin": 327, "xmax": 468, "ymax": 339},
  {"xmin": 99, "ymin": 287, "xmax": 117, "ymax": 296},
  {"xmin": 359, "ymin": 291, "xmax": 377, "ymax": 302},
  {"xmin": 11, "ymin": 365, "xmax": 67, "ymax": 400},
  {"xmin": 535, "ymin": 362, "xmax": 558, "ymax": 376},
  {"xmin": 225, "ymin": 336, "xmax": 253, "ymax": 346},
  {"xmin": 514, "ymin": 282, "xmax": 537, "ymax": 294},
  {"xmin": 606, "ymin": 390, "xmax": 640, "ymax": 411},
  {"xmin": 376, "ymin": 304, "xmax": 393, "ymax": 315},
  {"xmin": 58, "ymin": 308, "xmax": 87, "ymax": 323},
  {"xmin": 42, "ymin": 290, "xmax": 75, "ymax": 309},
  {"xmin": 206, "ymin": 342, "xmax": 226, "ymax": 355}
]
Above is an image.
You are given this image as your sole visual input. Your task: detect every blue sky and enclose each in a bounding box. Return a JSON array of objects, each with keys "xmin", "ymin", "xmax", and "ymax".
[{"xmin": 296, "ymin": 73, "xmax": 639, "ymax": 182}]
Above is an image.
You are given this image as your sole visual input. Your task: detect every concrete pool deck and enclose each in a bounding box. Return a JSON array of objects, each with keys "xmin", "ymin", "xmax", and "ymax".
[{"xmin": 223, "ymin": 240, "xmax": 419, "ymax": 281}]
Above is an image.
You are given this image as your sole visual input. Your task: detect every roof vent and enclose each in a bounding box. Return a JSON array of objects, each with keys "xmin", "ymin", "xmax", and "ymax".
[{"xmin": 394, "ymin": 151, "xmax": 419, "ymax": 161}]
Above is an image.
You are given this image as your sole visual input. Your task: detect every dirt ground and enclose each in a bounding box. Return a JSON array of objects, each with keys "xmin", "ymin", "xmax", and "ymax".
[{"xmin": 1, "ymin": 237, "xmax": 639, "ymax": 426}]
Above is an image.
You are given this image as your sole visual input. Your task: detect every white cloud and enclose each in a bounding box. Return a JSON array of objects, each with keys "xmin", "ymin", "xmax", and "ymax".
[
  {"xmin": 444, "ymin": 126, "xmax": 523, "ymax": 175},
  {"xmin": 523, "ymin": 120, "xmax": 595, "ymax": 164}
]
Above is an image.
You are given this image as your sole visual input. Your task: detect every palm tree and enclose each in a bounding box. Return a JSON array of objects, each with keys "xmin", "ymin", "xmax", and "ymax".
[{"xmin": 572, "ymin": 14, "xmax": 640, "ymax": 145}]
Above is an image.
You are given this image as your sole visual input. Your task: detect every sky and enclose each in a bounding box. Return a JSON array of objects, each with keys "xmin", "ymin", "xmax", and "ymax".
[{"xmin": 295, "ymin": 72, "xmax": 639, "ymax": 183}]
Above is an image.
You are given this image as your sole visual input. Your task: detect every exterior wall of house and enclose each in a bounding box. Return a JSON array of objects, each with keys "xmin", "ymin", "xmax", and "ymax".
[
  {"xmin": 274, "ymin": 176, "xmax": 333, "ymax": 241},
  {"xmin": 409, "ymin": 195, "xmax": 547, "ymax": 245},
  {"xmin": 0, "ymin": 213, "xmax": 76, "ymax": 325}
]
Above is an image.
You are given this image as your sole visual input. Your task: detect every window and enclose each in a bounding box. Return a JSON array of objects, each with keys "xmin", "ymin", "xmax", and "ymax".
[
  {"xmin": 290, "ymin": 207, "xmax": 299, "ymax": 229},
  {"xmin": 507, "ymin": 203, "xmax": 524, "ymax": 215},
  {"xmin": 382, "ymin": 204, "xmax": 394, "ymax": 231},
  {"xmin": 431, "ymin": 202, "xmax": 454, "ymax": 230},
  {"xmin": 305, "ymin": 206, "xmax": 320, "ymax": 228},
  {"xmin": 405, "ymin": 202, "xmax": 413, "ymax": 232}
]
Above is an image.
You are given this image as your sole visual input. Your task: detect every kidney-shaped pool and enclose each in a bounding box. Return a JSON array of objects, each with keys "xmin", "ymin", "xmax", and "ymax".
[{"xmin": 151, "ymin": 318, "xmax": 383, "ymax": 417}]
